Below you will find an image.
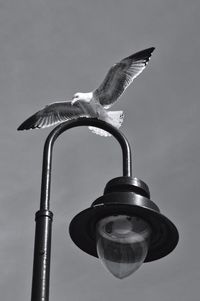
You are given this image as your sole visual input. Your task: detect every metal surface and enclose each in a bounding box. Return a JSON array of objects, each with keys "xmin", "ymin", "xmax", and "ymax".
[
  {"xmin": 31, "ymin": 210, "xmax": 53, "ymax": 301},
  {"xmin": 104, "ymin": 176, "xmax": 150, "ymax": 198},
  {"xmin": 31, "ymin": 118, "xmax": 132, "ymax": 301},
  {"xmin": 40, "ymin": 118, "xmax": 132, "ymax": 211},
  {"xmin": 69, "ymin": 177, "xmax": 179, "ymax": 262}
]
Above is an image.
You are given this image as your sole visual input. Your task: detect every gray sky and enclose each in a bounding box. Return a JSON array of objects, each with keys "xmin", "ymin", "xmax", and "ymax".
[{"xmin": 0, "ymin": 0, "xmax": 200, "ymax": 300}]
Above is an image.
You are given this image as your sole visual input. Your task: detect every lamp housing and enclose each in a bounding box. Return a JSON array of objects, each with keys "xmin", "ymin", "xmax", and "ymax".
[{"xmin": 69, "ymin": 176, "xmax": 179, "ymax": 264}]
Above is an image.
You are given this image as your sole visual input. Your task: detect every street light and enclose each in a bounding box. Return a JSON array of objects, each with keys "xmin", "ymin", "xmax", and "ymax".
[{"xmin": 30, "ymin": 118, "xmax": 178, "ymax": 301}]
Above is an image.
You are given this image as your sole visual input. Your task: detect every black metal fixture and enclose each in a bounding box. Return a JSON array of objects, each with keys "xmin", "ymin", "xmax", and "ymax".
[
  {"xmin": 70, "ymin": 176, "xmax": 178, "ymax": 279},
  {"xmin": 30, "ymin": 118, "xmax": 179, "ymax": 301}
]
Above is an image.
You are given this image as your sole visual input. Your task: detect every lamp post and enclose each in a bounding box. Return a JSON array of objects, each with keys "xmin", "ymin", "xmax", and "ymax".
[{"xmin": 30, "ymin": 118, "xmax": 178, "ymax": 301}]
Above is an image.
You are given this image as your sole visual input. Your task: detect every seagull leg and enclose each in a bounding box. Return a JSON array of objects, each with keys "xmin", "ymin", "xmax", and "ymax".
[{"xmin": 71, "ymin": 99, "xmax": 77, "ymax": 105}]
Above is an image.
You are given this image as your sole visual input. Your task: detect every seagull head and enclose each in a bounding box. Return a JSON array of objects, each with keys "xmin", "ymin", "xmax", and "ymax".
[{"xmin": 71, "ymin": 92, "xmax": 93, "ymax": 105}]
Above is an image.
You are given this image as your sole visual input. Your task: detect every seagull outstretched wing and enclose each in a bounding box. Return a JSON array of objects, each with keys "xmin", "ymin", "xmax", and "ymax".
[
  {"xmin": 17, "ymin": 101, "xmax": 90, "ymax": 130},
  {"xmin": 93, "ymin": 47, "xmax": 155, "ymax": 109}
]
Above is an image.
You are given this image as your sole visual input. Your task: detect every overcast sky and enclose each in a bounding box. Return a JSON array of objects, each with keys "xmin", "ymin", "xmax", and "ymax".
[{"xmin": 0, "ymin": 0, "xmax": 200, "ymax": 300}]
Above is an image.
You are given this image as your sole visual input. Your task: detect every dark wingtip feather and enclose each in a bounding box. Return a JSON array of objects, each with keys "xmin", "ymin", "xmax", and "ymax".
[
  {"xmin": 146, "ymin": 47, "xmax": 156, "ymax": 56},
  {"xmin": 146, "ymin": 47, "xmax": 155, "ymax": 52},
  {"xmin": 128, "ymin": 47, "xmax": 155, "ymax": 62},
  {"xmin": 17, "ymin": 113, "xmax": 40, "ymax": 131}
]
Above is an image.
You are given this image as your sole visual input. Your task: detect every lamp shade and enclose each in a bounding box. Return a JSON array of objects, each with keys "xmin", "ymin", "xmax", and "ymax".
[{"xmin": 69, "ymin": 177, "xmax": 179, "ymax": 271}]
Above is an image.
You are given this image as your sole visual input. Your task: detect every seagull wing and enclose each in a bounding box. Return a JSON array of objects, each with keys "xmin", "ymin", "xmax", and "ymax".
[
  {"xmin": 17, "ymin": 101, "xmax": 90, "ymax": 130},
  {"xmin": 93, "ymin": 47, "xmax": 155, "ymax": 108}
]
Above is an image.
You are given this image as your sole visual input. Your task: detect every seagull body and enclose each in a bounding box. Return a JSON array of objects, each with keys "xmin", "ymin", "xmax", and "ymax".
[{"xmin": 18, "ymin": 47, "xmax": 155, "ymax": 136}]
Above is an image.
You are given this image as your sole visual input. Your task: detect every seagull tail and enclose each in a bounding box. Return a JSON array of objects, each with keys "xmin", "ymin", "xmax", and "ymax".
[
  {"xmin": 107, "ymin": 110, "xmax": 124, "ymax": 129},
  {"xmin": 88, "ymin": 111, "xmax": 124, "ymax": 137},
  {"xmin": 88, "ymin": 126, "xmax": 112, "ymax": 137}
]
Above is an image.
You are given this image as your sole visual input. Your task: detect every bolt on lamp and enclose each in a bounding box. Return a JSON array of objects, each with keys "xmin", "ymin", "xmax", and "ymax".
[{"xmin": 30, "ymin": 118, "xmax": 179, "ymax": 301}]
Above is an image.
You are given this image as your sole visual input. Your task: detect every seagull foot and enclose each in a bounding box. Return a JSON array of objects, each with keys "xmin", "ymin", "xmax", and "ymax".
[{"xmin": 71, "ymin": 99, "xmax": 77, "ymax": 105}]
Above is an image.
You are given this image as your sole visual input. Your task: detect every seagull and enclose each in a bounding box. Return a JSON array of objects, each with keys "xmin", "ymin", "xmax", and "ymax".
[{"xmin": 18, "ymin": 47, "xmax": 155, "ymax": 136}]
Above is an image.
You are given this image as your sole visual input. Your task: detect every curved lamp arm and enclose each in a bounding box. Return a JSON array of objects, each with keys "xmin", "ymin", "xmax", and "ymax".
[
  {"xmin": 40, "ymin": 118, "xmax": 132, "ymax": 211},
  {"xmin": 31, "ymin": 117, "xmax": 132, "ymax": 301}
]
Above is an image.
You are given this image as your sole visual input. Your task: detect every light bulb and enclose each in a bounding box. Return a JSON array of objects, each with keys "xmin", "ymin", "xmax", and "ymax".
[{"xmin": 96, "ymin": 215, "xmax": 151, "ymax": 279}]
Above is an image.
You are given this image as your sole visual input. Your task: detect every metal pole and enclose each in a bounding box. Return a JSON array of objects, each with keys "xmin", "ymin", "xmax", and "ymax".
[
  {"xmin": 31, "ymin": 118, "xmax": 132, "ymax": 301},
  {"xmin": 31, "ymin": 210, "xmax": 53, "ymax": 301}
]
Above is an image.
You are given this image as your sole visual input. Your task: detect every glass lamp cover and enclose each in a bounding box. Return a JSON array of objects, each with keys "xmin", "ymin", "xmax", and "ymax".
[{"xmin": 96, "ymin": 215, "xmax": 151, "ymax": 279}]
